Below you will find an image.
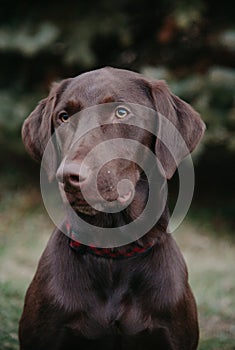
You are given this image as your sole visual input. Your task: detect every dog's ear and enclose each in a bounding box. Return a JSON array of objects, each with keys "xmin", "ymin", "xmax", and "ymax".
[
  {"xmin": 149, "ymin": 80, "xmax": 205, "ymax": 179},
  {"xmin": 22, "ymin": 82, "xmax": 61, "ymax": 181}
]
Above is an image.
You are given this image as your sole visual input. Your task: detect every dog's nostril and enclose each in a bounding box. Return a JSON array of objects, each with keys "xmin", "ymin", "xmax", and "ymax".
[
  {"xmin": 67, "ymin": 172, "xmax": 87, "ymax": 186},
  {"xmin": 57, "ymin": 163, "xmax": 89, "ymax": 187},
  {"xmin": 69, "ymin": 174, "xmax": 80, "ymax": 183}
]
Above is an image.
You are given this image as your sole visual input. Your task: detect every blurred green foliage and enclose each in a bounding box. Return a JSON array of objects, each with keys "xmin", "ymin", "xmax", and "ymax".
[
  {"xmin": 0, "ymin": 0, "xmax": 235, "ymax": 156},
  {"xmin": 143, "ymin": 65, "xmax": 235, "ymax": 151}
]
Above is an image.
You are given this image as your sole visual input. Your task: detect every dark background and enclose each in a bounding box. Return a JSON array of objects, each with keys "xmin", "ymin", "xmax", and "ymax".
[{"xmin": 0, "ymin": 0, "xmax": 234, "ymax": 229}]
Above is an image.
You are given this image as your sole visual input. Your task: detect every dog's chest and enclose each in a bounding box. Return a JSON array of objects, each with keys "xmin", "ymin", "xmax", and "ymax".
[{"xmin": 64, "ymin": 257, "xmax": 155, "ymax": 337}]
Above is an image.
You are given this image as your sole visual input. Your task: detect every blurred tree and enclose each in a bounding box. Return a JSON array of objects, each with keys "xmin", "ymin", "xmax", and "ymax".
[{"xmin": 0, "ymin": 0, "xmax": 234, "ymax": 160}]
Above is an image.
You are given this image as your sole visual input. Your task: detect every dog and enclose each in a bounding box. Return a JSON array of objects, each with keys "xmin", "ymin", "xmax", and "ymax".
[{"xmin": 19, "ymin": 67, "xmax": 205, "ymax": 350}]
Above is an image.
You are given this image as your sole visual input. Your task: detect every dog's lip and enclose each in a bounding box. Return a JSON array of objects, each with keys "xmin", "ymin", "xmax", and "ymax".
[
  {"xmin": 61, "ymin": 182, "xmax": 134, "ymax": 209},
  {"xmin": 117, "ymin": 190, "xmax": 132, "ymax": 204},
  {"xmin": 67, "ymin": 191, "xmax": 133, "ymax": 207},
  {"xmin": 73, "ymin": 205, "xmax": 98, "ymax": 215}
]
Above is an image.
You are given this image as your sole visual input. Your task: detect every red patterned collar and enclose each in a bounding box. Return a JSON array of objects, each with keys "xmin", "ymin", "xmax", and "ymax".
[{"xmin": 66, "ymin": 222, "xmax": 156, "ymax": 259}]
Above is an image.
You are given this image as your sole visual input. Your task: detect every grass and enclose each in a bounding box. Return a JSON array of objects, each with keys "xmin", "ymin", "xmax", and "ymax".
[
  {"xmin": 0, "ymin": 188, "xmax": 52, "ymax": 350},
  {"xmin": 0, "ymin": 188, "xmax": 235, "ymax": 349},
  {"xmin": 174, "ymin": 223, "xmax": 235, "ymax": 350}
]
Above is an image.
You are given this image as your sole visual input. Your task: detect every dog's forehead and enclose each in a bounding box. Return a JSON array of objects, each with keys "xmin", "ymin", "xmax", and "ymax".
[
  {"xmin": 72, "ymin": 67, "xmax": 143, "ymax": 87},
  {"xmin": 59, "ymin": 67, "xmax": 151, "ymax": 106}
]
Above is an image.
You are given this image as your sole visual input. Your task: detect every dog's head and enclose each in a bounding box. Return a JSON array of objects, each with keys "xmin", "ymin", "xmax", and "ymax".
[{"xmin": 22, "ymin": 67, "xmax": 205, "ymax": 219}]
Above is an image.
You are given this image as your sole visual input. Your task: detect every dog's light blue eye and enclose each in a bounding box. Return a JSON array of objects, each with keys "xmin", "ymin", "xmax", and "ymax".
[
  {"xmin": 115, "ymin": 107, "xmax": 129, "ymax": 119},
  {"xmin": 59, "ymin": 111, "xmax": 70, "ymax": 123}
]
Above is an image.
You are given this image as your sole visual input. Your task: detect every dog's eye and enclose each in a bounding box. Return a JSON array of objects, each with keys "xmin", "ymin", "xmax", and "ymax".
[
  {"xmin": 115, "ymin": 106, "xmax": 130, "ymax": 119},
  {"xmin": 58, "ymin": 111, "xmax": 70, "ymax": 123}
]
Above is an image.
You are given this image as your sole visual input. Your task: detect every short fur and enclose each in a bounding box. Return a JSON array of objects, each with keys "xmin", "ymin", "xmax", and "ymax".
[{"xmin": 19, "ymin": 67, "xmax": 205, "ymax": 350}]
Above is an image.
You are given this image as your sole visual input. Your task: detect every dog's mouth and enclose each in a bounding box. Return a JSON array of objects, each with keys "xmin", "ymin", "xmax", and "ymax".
[
  {"xmin": 57, "ymin": 159, "xmax": 140, "ymax": 216},
  {"xmin": 59, "ymin": 183, "xmax": 134, "ymax": 216}
]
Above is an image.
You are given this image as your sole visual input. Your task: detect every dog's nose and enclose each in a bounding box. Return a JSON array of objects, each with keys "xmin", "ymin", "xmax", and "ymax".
[{"xmin": 56, "ymin": 163, "xmax": 88, "ymax": 189}]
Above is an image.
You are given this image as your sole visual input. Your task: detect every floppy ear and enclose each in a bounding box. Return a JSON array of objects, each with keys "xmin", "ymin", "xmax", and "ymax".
[
  {"xmin": 22, "ymin": 82, "xmax": 60, "ymax": 180},
  {"xmin": 150, "ymin": 80, "xmax": 205, "ymax": 179}
]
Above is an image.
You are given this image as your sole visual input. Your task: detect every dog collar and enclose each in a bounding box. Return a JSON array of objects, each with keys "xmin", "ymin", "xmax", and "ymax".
[{"xmin": 66, "ymin": 222, "xmax": 156, "ymax": 259}]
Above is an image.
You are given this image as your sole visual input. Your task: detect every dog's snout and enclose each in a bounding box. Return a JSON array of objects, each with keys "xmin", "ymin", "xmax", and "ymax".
[
  {"xmin": 56, "ymin": 163, "xmax": 88, "ymax": 189},
  {"xmin": 66, "ymin": 173, "xmax": 82, "ymax": 187}
]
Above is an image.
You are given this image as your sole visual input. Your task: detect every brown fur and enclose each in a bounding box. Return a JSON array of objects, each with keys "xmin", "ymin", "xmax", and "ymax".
[{"xmin": 19, "ymin": 67, "xmax": 205, "ymax": 350}]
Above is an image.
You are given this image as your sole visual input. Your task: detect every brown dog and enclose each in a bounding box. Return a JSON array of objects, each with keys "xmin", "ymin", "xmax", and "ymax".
[{"xmin": 19, "ymin": 67, "xmax": 205, "ymax": 350}]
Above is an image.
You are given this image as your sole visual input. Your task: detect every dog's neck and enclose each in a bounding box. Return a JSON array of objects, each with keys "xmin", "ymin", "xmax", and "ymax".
[
  {"xmin": 65, "ymin": 206, "xmax": 169, "ymax": 258},
  {"xmin": 65, "ymin": 204, "xmax": 170, "ymax": 249},
  {"xmin": 65, "ymin": 174, "xmax": 170, "ymax": 250}
]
